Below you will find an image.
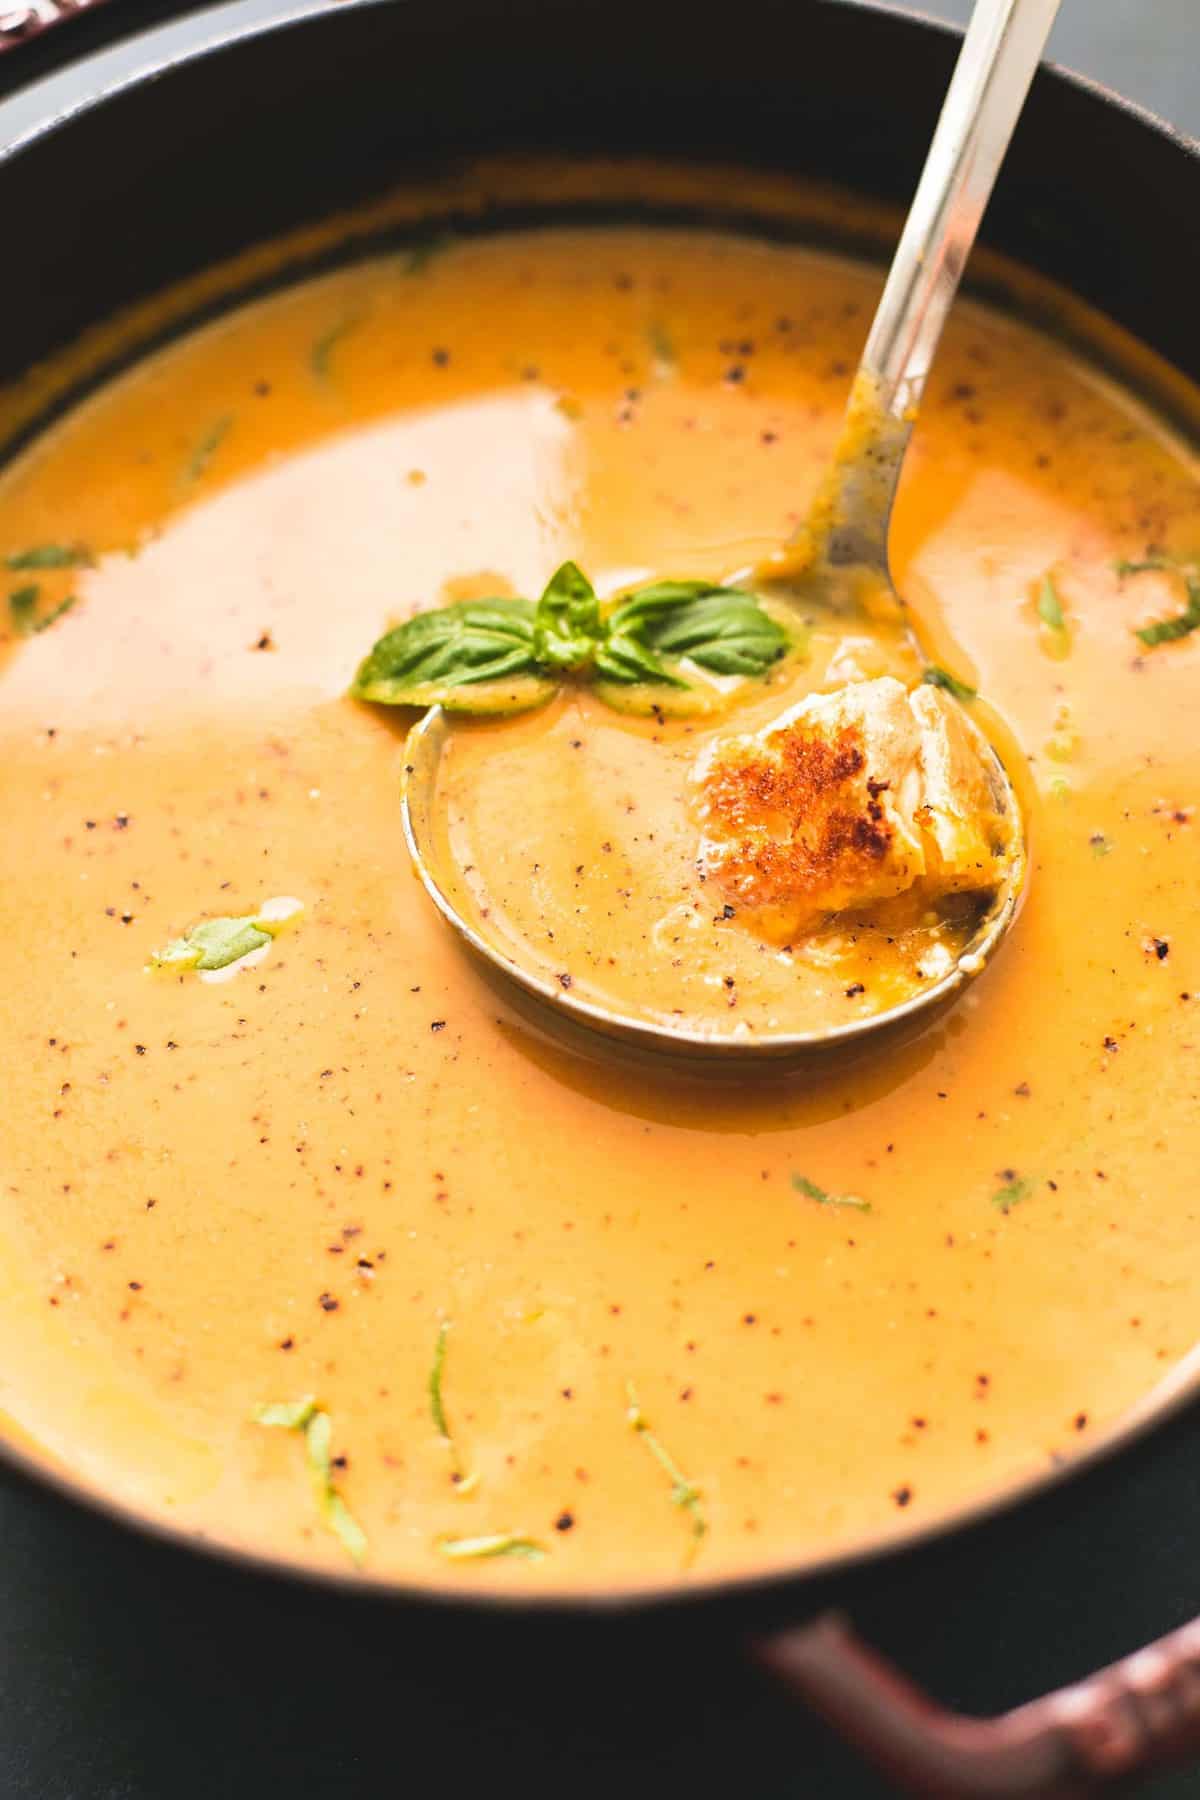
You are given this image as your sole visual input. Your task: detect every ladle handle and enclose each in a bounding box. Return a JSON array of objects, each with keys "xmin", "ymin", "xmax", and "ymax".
[
  {"xmin": 864, "ymin": 0, "xmax": 1061, "ymax": 422},
  {"xmin": 801, "ymin": 0, "xmax": 1060, "ymax": 574},
  {"xmin": 755, "ymin": 1610, "xmax": 1200, "ymax": 1797}
]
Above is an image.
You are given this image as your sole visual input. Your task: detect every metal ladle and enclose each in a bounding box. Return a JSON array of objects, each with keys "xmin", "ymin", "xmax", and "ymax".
[{"xmin": 403, "ymin": 0, "xmax": 1055, "ymax": 1063}]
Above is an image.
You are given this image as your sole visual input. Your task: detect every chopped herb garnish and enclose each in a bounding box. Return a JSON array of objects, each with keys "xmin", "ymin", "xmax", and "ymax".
[
  {"xmin": 992, "ymin": 1175, "xmax": 1035, "ymax": 1214},
  {"xmin": 255, "ymin": 1395, "xmax": 317, "ymax": 1430},
  {"xmin": 921, "ymin": 665, "xmax": 977, "ymax": 703},
  {"xmin": 1117, "ymin": 554, "xmax": 1200, "ymax": 647},
  {"xmin": 32, "ymin": 596, "xmax": 76, "ymax": 634},
  {"xmin": 647, "ymin": 321, "xmax": 676, "ymax": 368},
  {"xmin": 626, "ymin": 1382, "xmax": 706, "ymax": 1559},
  {"xmin": 428, "ymin": 1321, "xmax": 479, "ymax": 1494},
  {"xmin": 437, "ymin": 1533, "xmax": 543, "ymax": 1562},
  {"xmin": 148, "ymin": 897, "xmax": 302, "ymax": 974},
  {"xmin": 4, "ymin": 544, "xmax": 90, "ymax": 570},
  {"xmin": 8, "ymin": 587, "xmax": 76, "ymax": 636},
  {"xmin": 403, "ymin": 233, "xmax": 451, "ymax": 275},
  {"xmin": 311, "ymin": 315, "xmax": 362, "ymax": 383},
  {"xmin": 1037, "ymin": 575, "xmax": 1066, "ymax": 632},
  {"xmin": 792, "ymin": 1172, "xmax": 873, "ymax": 1212},
  {"xmin": 184, "ymin": 415, "xmax": 233, "ymax": 485},
  {"xmin": 437, "ymin": 1533, "xmax": 545, "ymax": 1562},
  {"xmin": 7, "ymin": 585, "xmax": 38, "ymax": 632},
  {"xmin": 351, "ymin": 563, "xmax": 790, "ymax": 717},
  {"xmin": 254, "ymin": 1397, "xmax": 367, "ymax": 1565},
  {"xmin": 1135, "ymin": 588, "xmax": 1200, "ymax": 647}
]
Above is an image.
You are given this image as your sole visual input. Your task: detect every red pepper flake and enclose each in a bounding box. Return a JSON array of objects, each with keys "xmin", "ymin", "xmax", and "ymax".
[
  {"xmin": 430, "ymin": 1020, "xmax": 446, "ymax": 1033},
  {"xmin": 279, "ymin": 1337, "xmax": 294, "ymax": 1350},
  {"xmin": 845, "ymin": 982, "xmax": 865, "ymax": 998},
  {"xmin": 554, "ymin": 1511, "xmax": 575, "ymax": 1532},
  {"xmin": 558, "ymin": 972, "xmax": 573, "ymax": 990},
  {"xmin": 318, "ymin": 1292, "xmax": 339, "ymax": 1312},
  {"xmin": 892, "ymin": 1485, "xmax": 913, "ymax": 1508}
]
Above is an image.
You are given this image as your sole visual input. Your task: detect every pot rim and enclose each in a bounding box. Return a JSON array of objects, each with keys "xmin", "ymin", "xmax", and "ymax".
[{"xmin": 1, "ymin": 0, "xmax": 1198, "ymax": 1620}]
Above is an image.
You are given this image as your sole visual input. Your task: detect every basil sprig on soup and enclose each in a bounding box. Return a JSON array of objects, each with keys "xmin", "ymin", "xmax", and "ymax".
[{"xmin": 350, "ymin": 561, "xmax": 791, "ymax": 716}]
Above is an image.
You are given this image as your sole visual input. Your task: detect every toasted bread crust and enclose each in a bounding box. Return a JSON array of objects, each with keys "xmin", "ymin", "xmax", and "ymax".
[{"xmin": 698, "ymin": 724, "xmax": 895, "ymax": 910}]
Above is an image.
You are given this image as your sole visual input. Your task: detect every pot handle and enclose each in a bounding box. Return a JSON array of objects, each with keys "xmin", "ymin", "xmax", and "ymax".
[
  {"xmin": 754, "ymin": 1610, "xmax": 1200, "ymax": 1797},
  {"xmin": 0, "ymin": 0, "xmax": 107, "ymax": 54}
]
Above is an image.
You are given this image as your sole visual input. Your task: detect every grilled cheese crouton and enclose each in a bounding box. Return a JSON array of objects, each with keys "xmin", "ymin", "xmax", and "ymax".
[{"xmin": 695, "ymin": 676, "xmax": 1007, "ymax": 938}]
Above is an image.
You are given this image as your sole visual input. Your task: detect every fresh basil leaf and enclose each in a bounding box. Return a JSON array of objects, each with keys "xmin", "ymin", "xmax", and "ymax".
[
  {"xmin": 532, "ymin": 561, "xmax": 603, "ymax": 673},
  {"xmin": 351, "ymin": 598, "xmax": 546, "ymax": 704},
  {"xmin": 601, "ymin": 581, "xmax": 788, "ymax": 683},
  {"xmin": 593, "ymin": 630, "xmax": 688, "ymax": 687},
  {"xmin": 325, "ymin": 1492, "xmax": 369, "ymax": 1564},
  {"xmin": 4, "ymin": 544, "xmax": 90, "ymax": 570},
  {"xmin": 1037, "ymin": 575, "xmax": 1065, "ymax": 631},
  {"xmin": 8, "ymin": 585, "xmax": 39, "ymax": 633},
  {"xmin": 922, "ymin": 665, "xmax": 977, "ymax": 703},
  {"xmin": 437, "ymin": 1534, "xmax": 546, "ymax": 1561}
]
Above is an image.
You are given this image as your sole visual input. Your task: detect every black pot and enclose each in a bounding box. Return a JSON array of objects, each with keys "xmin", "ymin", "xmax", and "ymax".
[{"xmin": 2, "ymin": 4, "xmax": 1199, "ymax": 1795}]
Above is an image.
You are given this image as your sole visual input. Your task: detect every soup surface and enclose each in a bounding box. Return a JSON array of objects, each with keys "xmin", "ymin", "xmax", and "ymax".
[{"xmin": 1, "ymin": 218, "xmax": 1198, "ymax": 1593}]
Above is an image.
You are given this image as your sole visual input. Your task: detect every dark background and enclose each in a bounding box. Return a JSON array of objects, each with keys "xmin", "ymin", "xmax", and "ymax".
[{"xmin": 1, "ymin": 3, "xmax": 1198, "ymax": 1796}]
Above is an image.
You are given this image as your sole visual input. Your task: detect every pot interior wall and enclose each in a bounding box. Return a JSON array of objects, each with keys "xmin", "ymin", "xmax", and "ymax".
[{"xmin": 0, "ymin": 0, "xmax": 1196, "ymax": 415}]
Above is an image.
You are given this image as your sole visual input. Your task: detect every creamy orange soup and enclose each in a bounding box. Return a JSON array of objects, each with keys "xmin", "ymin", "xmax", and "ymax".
[{"xmin": 1, "ymin": 209, "xmax": 1198, "ymax": 1594}]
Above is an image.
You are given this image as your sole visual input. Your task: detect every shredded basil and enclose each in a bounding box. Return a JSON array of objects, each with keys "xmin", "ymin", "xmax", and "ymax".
[
  {"xmin": 1037, "ymin": 575, "xmax": 1066, "ymax": 632},
  {"xmin": 1117, "ymin": 554, "xmax": 1200, "ymax": 647},
  {"xmin": 647, "ymin": 321, "xmax": 677, "ymax": 367},
  {"xmin": 148, "ymin": 900, "xmax": 301, "ymax": 974},
  {"xmin": 7, "ymin": 586, "xmax": 39, "ymax": 633},
  {"xmin": 4, "ymin": 544, "xmax": 90, "ymax": 571},
  {"xmin": 626, "ymin": 1382, "xmax": 706, "ymax": 1557},
  {"xmin": 437, "ymin": 1533, "xmax": 545, "ymax": 1561},
  {"xmin": 403, "ymin": 233, "xmax": 451, "ymax": 275},
  {"xmin": 792, "ymin": 1172, "xmax": 872, "ymax": 1212},
  {"xmin": 311, "ymin": 315, "xmax": 362, "ymax": 382},
  {"xmin": 429, "ymin": 1321, "xmax": 478, "ymax": 1493},
  {"xmin": 255, "ymin": 1397, "xmax": 368, "ymax": 1565},
  {"xmin": 992, "ymin": 1175, "xmax": 1035, "ymax": 1214},
  {"xmin": 921, "ymin": 665, "xmax": 977, "ymax": 703},
  {"xmin": 184, "ymin": 416, "xmax": 233, "ymax": 485},
  {"xmin": 31, "ymin": 596, "xmax": 76, "ymax": 634}
]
